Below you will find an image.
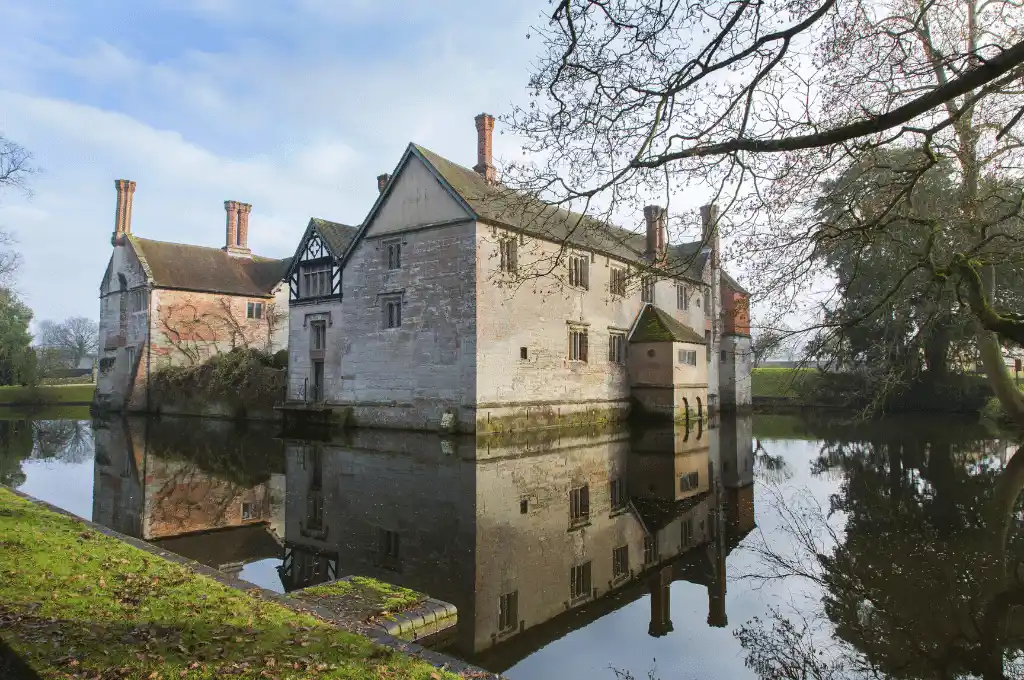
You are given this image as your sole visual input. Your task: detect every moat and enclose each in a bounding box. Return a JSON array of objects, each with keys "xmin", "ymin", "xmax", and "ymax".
[{"xmin": 2, "ymin": 409, "xmax": 1021, "ymax": 679}]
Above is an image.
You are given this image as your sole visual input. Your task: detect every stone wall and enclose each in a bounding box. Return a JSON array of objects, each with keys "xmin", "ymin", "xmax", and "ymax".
[
  {"xmin": 332, "ymin": 221, "xmax": 479, "ymax": 432},
  {"xmin": 96, "ymin": 245, "xmax": 149, "ymax": 410},
  {"xmin": 474, "ymin": 224, "xmax": 707, "ymax": 428},
  {"xmin": 718, "ymin": 334, "xmax": 753, "ymax": 410}
]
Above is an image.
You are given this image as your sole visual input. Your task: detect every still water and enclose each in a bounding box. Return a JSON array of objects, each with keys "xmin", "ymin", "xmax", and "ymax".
[{"xmin": 2, "ymin": 410, "xmax": 1021, "ymax": 679}]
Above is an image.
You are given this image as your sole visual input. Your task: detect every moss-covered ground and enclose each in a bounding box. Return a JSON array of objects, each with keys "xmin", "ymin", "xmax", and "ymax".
[
  {"xmin": 293, "ymin": 578, "xmax": 426, "ymax": 624},
  {"xmin": 0, "ymin": 384, "xmax": 95, "ymax": 406},
  {"xmin": 0, "ymin": 487, "xmax": 460, "ymax": 679}
]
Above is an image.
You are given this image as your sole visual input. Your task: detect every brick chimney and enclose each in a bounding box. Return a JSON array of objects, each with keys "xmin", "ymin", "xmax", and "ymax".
[
  {"xmin": 473, "ymin": 113, "xmax": 496, "ymax": 183},
  {"xmin": 377, "ymin": 173, "xmax": 390, "ymax": 194},
  {"xmin": 223, "ymin": 200, "xmax": 252, "ymax": 257},
  {"xmin": 644, "ymin": 205, "xmax": 667, "ymax": 262},
  {"xmin": 700, "ymin": 203, "xmax": 720, "ymax": 270},
  {"xmin": 112, "ymin": 179, "xmax": 136, "ymax": 246}
]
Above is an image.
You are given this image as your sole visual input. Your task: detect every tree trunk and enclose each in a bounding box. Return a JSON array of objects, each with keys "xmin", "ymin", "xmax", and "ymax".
[{"xmin": 978, "ymin": 329, "xmax": 1024, "ymax": 429}]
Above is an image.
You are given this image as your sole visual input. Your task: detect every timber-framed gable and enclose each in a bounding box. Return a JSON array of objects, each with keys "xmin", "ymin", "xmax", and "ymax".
[{"xmin": 285, "ymin": 218, "xmax": 356, "ymax": 307}]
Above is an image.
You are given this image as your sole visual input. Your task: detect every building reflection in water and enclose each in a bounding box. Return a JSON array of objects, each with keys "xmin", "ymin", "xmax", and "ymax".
[
  {"xmin": 91, "ymin": 417, "xmax": 286, "ymax": 578},
  {"xmin": 91, "ymin": 414, "xmax": 755, "ymax": 670}
]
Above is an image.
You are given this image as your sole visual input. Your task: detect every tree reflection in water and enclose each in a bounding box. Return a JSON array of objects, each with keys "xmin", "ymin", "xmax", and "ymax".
[{"xmin": 743, "ymin": 420, "xmax": 1024, "ymax": 680}]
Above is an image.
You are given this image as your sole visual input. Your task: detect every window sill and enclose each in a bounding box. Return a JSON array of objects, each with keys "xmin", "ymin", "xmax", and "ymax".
[
  {"xmin": 610, "ymin": 573, "xmax": 629, "ymax": 587},
  {"xmin": 568, "ymin": 593, "xmax": 592, "ymax": 607},
  {"xmin": 567, "ymin": 520, "xmax": 591, "ymax": 532},
  {"xmin": 609, "ymin": 507, "xmax": 629, "ymax": 518}
]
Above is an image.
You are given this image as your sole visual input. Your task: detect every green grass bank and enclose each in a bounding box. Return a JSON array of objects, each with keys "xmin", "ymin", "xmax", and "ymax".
[
  {"xmin": 0, "ymin": 487, "xmax": 461, "ymax": 679},
  {"xmin": 0, "ymin": 383, "xmax": 95, "ymax": 407}
]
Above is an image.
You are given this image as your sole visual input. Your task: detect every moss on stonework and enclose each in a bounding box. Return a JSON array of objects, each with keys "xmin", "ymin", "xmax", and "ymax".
[
  {"xmin": 476, "ymin": 405, "xmax": 629, "ymax": 436},
  {"xmin": 294, "ymin": 577, "xmax": 426, "ymax": 622},
  {"xmin": 0, "ymin": 487, "xmax": 460, "ymax": 680}
]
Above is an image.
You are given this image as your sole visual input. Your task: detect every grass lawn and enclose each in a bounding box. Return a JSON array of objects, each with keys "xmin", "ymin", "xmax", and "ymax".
[
  {"xmin": 293, "ymin": 578, "xmax": 427, "ymax": 626},
  {"xmin": 0, "ymin": 487, "xmax": 461, "ymax": 679},
  {"xmin": 751, "ymin": 367, "xmax": 818, "ymax": 398},
  {"xmin": 0, "ymin": 384, "xmax": 95, "ymax": 406}
]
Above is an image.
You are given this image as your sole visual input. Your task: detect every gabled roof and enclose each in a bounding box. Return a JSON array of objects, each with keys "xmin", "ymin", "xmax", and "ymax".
[
  {"xmin": 128, "ymin": 235, "xmax": 290, "ymax": 297},
  {"xmin": 311, "ymin": 218, "xmax": 359, "ymax": 256},
  {"xmin": 721, "ymin": 270, "xmax": 749, "ymax": 296},
  {"xmin": 629, "ymin": 304, "xmax": 706, "ymax": 344},
  {"xmin": 369, "ymin": 144, "xmax": 710, "ymax": 282},
  {"xmin": 631, "ymin": 491, "xmax": 712, "ymax": 534}
]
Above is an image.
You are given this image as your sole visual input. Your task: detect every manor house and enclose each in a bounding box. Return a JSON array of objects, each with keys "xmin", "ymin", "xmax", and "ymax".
[
  {"xmin": 283, "ymin": 114, "xmax": 751, "ymax": 432},
  {"xmin": 95, "ymin": 180, "xmax": 290, "ymax": 412}
]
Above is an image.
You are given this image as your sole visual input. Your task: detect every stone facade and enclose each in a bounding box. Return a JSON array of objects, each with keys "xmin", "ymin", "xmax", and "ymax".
[
  {"xmin": 96, "ymin": 180, "xmax": 291, "ymax": 413},
  {"xmin": 282, "ymin": 116, "xmax": 751, "ymax": 431}
]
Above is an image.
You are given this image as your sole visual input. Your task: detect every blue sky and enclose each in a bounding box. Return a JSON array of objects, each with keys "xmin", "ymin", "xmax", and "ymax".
[{"xmin": 0, "ymin": 0, "xmax": 542, "ymax": 324}]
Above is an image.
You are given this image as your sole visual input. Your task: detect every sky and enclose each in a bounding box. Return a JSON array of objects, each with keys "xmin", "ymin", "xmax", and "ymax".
[{"xmin": 0, "ymin": 0, "xmax": 548, "ymax": 327}]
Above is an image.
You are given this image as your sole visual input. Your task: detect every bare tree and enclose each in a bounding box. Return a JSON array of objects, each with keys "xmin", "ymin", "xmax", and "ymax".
[
  {"xmin": 37, "ymin": 317, "xmax": 99, "ymax": 368},
  {"xmin": 0, "ymin": 135, "xmax": 34, "ymax": 288},
  {"xmin": 510, "ymin": 0, "xmax": 1024, "ymax": 425}
]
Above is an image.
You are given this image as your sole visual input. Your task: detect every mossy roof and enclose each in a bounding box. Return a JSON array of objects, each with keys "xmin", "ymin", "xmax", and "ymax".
[
  {"xmin": 629, "ymin": 305, "xmax": 706, "ymax": 344},
  {"xmin": 128, "ymin": 235, "xmax": 290, "ymax": 298},
  {"xmin": 311, "ymin": 218, "xmax": 359, "ymax": 256},
  {"xmin": 413, "ymin": 144, "xmax": 711, "ymax": 281}
]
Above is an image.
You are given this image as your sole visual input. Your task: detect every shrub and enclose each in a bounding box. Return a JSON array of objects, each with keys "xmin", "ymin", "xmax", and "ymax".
[
  {"xmin": 271, "ymin": 349, "xmax": 289, "ymax": 369},
  {"xmin": 150, "ymin": 347, "xmax": 286, "ymax": 413}
]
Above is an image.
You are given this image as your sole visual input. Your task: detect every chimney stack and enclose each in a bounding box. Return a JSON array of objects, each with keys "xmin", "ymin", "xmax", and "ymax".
[
  {"xmin": 223, "ymin": 201, "xmax": 252, "ymax": 256},
  {"xmin": 112, "ymin": 179, "xmax": 137, "ymax": 246},
  {"xmin": 644, "ymin": 205, "xmax": 667, "ymax": 262},
  {"xmin": 377, "ymin": 173, "xmax": 390, "ymax": 194},
  {"xmin": 473, "ymin": 113, "xmax": 496, "ymax": 183},
  {"xmin": 237, "ymin": 203, "xmax": 252, "ymax": 251},
  {"xmin": 700, "ymin": 203, "xmax": 720, "ymax": 269}
]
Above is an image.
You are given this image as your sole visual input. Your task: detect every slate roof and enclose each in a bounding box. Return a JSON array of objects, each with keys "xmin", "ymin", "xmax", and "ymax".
[
  {"xmin": 629, "ymin": 304, "xmax": 707, "ymax": 344},
  {"xmin": 721, "ymin": 270, "xmax": 749, "ymax": 295},
  {"xmin": 311, "ymin": 218, "xmax": 359, "ymax": 256},
  {"xmin": 631, "ymin": 492, "xmax": 712, "ymax": 533},
  {"xmin": 413, "ymin": 145, "xmax": 711, "ymax": 282},
  {"xmin": 129, "ymin": 235, "xmax": 290, "ymax": 297}
]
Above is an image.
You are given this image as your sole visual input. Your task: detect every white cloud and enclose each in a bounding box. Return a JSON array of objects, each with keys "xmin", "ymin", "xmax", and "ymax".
[{"xmin": 0, "ymin": 0, "xmax": 541, "ymax": 325}]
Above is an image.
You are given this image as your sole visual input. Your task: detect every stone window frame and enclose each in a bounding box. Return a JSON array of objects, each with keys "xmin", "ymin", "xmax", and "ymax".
[
  {"xmin": 383, "ymin": 238, "xmax": 402, "ymax": 271},
  {"xmin": 569, "ymin": 484, "xmax": 590, "ymax": 528},
  {"xmin": 381, "ymin": 294, "xmax": 403, "ymax": 330},
  {"xmin": 641, "ymin": 276, "xmax": 655, "ymax": 303},
  {"xmin": 246, "ymin": 301, "xmax": 264, "ymax": 320},
  {"xmin": 567, "ymin": 252, "xmax": 590, "ymax": 290},
  {"xmin": 608, "ymin": 330, "xmax": 627, "ymax": 364},
  {"xmin": 499, "ymin": 236, "xmax": 518, "ymax": 274},
  {"xmin": 310, "ymin": 320, "xmax": 327, "ymax": 351},
  {"xmin": 498, "ymin": 591, "xmax": 519, "ymax": 633},
  {"xmin": 681, "ymin": 516, "xmax": 694, "ymax": 547},
  {"xmin": 677, "ymin": 348, "xmax": 697, "ymax": 365},
  {"xmin": 568, "ymin": 324, "xmax": 589, "ymax": 363},
  {"xmin": 612, "ymin": 544, "xmax": 629, "ymax": 581},
  {"xmin": 677, "ymin": 283, "xmax": 689, "ymax": 310},
  {"xmin": 609, "ymin": 266, "xmax": 628, "ymax": 297},
  {"xmin": 569, "ymin": 560, "xmax": 593, "ymax": 602}
]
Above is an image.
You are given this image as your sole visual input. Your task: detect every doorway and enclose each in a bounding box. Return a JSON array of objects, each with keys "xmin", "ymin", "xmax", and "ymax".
[{"xmin": 312, "ymin": 361, "xmax": 324, "ymax": 403}]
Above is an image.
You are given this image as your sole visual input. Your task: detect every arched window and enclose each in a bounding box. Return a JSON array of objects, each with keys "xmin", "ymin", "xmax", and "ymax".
[
  {"xmin": 696, "ymin": 397, "xmax": 703, "ymax": 421},
  {"xmin": 682, "ymin": 397, "xmax": 690, "ymax": 429}
]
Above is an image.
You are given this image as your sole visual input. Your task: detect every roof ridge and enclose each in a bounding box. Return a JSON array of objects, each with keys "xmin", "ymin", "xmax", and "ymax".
[{"xmin": 130, "ymin": 234, "xmax": 285, "ymax": 263}]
